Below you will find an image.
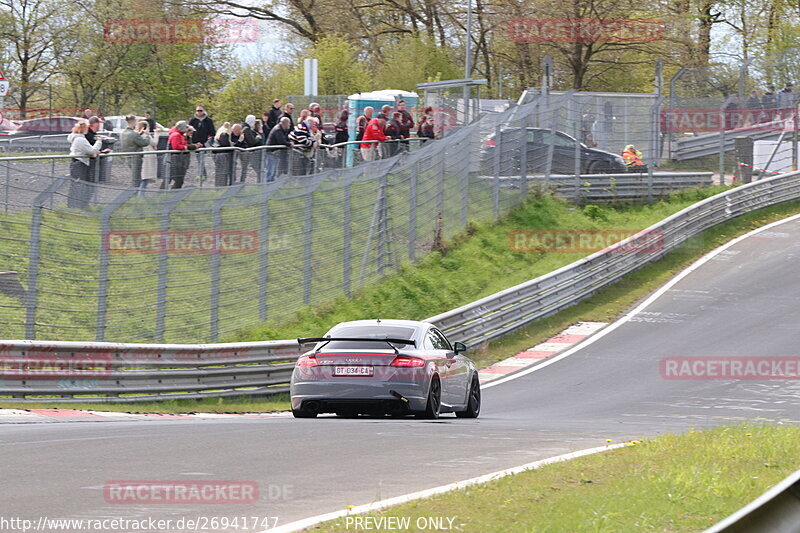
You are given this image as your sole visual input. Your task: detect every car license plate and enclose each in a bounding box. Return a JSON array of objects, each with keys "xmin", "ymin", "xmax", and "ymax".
[{"xmin": 334, "ymin": 366, "xmax": 373, "ymax": 376}]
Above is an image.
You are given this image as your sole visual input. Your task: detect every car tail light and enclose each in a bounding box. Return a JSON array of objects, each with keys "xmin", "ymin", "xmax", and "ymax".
[
  {"xmin": 296, "ymin": 355, "xmax": 318, "ymax": 367},
  {"xmin": 391, "ymin": 356, "xmax": 425, "ymax": 368},
  {"xmin": 485, "ymin": 139, "xmax": 496, "ymax": 147}
]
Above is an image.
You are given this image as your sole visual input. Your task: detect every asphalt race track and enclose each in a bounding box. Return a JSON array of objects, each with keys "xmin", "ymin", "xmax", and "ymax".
[{"xmin": 2, "ymin": 217, "xmax": 800, "ymax": 531}]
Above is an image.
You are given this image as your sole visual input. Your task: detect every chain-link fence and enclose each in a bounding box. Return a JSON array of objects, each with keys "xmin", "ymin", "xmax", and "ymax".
[{"xmin": 0, "ymin": 94, "xmax": 710, "ymax": 343}]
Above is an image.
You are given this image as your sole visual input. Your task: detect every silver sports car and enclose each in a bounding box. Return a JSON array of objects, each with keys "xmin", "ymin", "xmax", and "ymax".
[{"xmin": 290, "ymin": 319, "xmax": 480, "ymax": 419}]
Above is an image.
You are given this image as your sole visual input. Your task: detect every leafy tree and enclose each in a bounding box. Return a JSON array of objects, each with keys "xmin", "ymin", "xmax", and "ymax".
[{"xmin": 375, "ymin": 34, "xmax": 461, "ymax": 91}]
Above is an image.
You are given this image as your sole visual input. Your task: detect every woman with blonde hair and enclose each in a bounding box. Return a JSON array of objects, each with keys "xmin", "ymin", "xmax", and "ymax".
[{"xmin": 68, "ymin": 120, "xmax": 102, "ymax": 208}]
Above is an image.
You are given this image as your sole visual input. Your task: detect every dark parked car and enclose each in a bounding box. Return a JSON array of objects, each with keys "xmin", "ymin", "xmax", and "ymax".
[{"xmin": 482, "ymin": 127, "xmax": 627, "ymax": 175}]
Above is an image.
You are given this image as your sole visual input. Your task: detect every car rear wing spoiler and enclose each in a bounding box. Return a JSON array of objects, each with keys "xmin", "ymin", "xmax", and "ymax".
[{"xmin": 297, "ymin": 337, "xmax": 416, "ymax": 347}]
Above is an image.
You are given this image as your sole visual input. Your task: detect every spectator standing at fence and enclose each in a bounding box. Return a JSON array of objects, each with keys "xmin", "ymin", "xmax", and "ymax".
[
  {"xmin": 778, "ymin": 82, "xmax": 795, "ymax": 118},
  {"xmin": 167, "ymin": 121, "xmax": 202, "ymax": 189},
  {"xmin": 139, "ymin": 120, "xmax": 159, "ymax": 195},
  {"xmin": 281, "ymin": 103, "xmax": 295, "ymax": 130},
  {"xmin": 67, "ymin": 121, "xmax": 102, "ymax": 208},
  {"xmin": 120, "ymin": 115, "xmax": 152, "ymax": 187},
  {"xmin": 309, "ymin": 102, "xmax": 322, "ymax": 123},
  {"xmin": 288, "ymin": 118, "xmax": 318, "ymax": 175},
  {"xmin": 266, "ymin": 117, "xmax": 292, "ymax": 178},
  {"xmin": 144, "ymin": 111, "xmax": 157, "ymax": 133},
  {"xmin": 417, "ymin": 106, "xmax": 435, "ymax": 141},
  {"xmin": 762, "ymin": 86, "xmax": 778, "ymax": 122},
  {"xmin": 356, "ymin": 106, "xmax": 373, "ymax": 141},
  {"xmin": 361, "ymin": 115, "xmax": 386, "ymax": 162},
  {"xmin": 237, "ymin": 115, "xmax": 260, "ymax": 182},
  {"xmin": 85, "ymin": 116, "xmax": 111, "ymax": 182},
  {"xmin": 267, "ymin": 99, "xmax": 282, "ymax": 130},
  {"xmin": 723, "ymin": 95, "xmax": 740, "ymax": 130},
  {"xmin": 189, "ymin": 105, "xmax": 215, "ymax": 184},
  {"xmin": 385, "ymin": 111, "xmax": 402, "ymax": 157},
  {"xmin": 396, "ymin": 100, "xmax": 414, "ymax": 149},
  {"xmin": 213, "ymin": 122, "xmax": 233, "ymax": 186},
  {"xmin": 745, "ymin": 90, "xmax": 763, "ymax": 125}
]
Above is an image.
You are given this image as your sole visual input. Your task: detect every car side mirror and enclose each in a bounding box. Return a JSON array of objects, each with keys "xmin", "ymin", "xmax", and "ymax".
[{"xmin": 453, "ymin": 342, "xmax": 467, "ymax": 354}]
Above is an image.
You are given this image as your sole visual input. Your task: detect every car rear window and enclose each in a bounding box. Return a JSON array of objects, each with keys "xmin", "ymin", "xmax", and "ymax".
[{"xmin": 322, "ymin": 325, "xmax": 416, "ymax": 350}]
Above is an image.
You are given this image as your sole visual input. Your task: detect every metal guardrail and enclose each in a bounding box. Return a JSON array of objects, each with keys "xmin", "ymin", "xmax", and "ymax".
[
  {"xmin": 0, "ymin": 339, "xmax": 302, "ymax": 402},
  {"xmin": 485, "ymin": 172, "xmax": 715, "ymax": 202},
  {"xmin": 704, "ymin": 468, "xmax": 800, "ymax": 533},
  {"xmin": 1, "ymin": 170, "xmax": 799, "ymax": 402},
  {"xmin": 674, "ymin": 127, "xmax": 783, "ymax": 161}
]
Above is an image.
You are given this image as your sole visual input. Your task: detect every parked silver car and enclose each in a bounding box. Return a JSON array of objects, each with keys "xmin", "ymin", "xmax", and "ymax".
[{"xmin": 291, "ymin": 319, "xmax": 480, "ymax": 419}]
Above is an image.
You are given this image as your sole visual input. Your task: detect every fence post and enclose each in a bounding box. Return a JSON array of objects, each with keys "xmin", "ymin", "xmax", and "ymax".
[
  {"xmin": 156, "ymin": 189, "xmax": 193, "ymax": 341},
  {"xmin": 408, "ymin": 161, "xmax": 418, "ymax": 261},
  {"xmin": 25, "ymin": 177, "xmax": 66, "ymax": 339},
  {"xmin": 519, "ymin": 114, "xmax": 528, "ymax": 205},
  {"xmin": 343, "ymin": 180, "xmax": 352, "ymax": 296},
  {"xmin": 258, "ymin": 182, "xmax": 273, "ymax": 321},
  {"xmin": 95, "ymin": 187, "xmax": 137, "ymax": 341},
  {"xmin": 210, "ymin": 184, "xmax": 244, "ymax": 342},
  {"xmin": 303, "ymin": 180, "xmax": 316, "ymax": 304},
  {"xmin": 492, "ymin": 124, "xmax": 501, "ymax": 220}
]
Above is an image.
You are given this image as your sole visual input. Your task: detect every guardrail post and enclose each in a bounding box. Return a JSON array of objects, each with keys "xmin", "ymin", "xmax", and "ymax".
[
  {"xmin": 156, "ymin": 189, "xmax": 193, "ymax": 341},
  {"xmin": 25, "ymin": 177, "xmax": 66, "ymax": 339},
  {"xmin": 95, "ymin": 187, "xmax": 138, "ymax": 341},
  {"xmin": 343, "ymin": 180, "xmax": 353, "ymax": 295},
  {"xmin": 408, "ymin": 161, "xmax": 418, "ymax": 261}
]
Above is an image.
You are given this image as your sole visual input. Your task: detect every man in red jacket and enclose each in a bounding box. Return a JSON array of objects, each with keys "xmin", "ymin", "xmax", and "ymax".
[
  {"xmin": 360, "ymin": 116, "xmax": 386, "ymax": 162},
  {"xmin": 167, "ymin": 121, "xmax": 202, "ymax": 188}
]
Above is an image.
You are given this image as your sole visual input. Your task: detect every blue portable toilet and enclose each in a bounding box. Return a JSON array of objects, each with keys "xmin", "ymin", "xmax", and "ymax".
[{"xmin": 346, "ymin": 89, "xmax": 420, "ymax": 167}]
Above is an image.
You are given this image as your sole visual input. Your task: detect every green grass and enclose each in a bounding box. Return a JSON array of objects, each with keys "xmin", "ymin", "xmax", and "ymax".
[
  {"xmin": 228, "ymin": 186, "xmax": 731, "ymax": 343},
  {"xmin": 310, "ymin": 424, "xmax": 800, "ymax": 532}
]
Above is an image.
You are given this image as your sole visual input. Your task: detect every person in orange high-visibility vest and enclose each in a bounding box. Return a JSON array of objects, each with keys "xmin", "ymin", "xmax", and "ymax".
[{"xmin": 622, "ymin": 144, "xmax": 645, "ymax": 170}]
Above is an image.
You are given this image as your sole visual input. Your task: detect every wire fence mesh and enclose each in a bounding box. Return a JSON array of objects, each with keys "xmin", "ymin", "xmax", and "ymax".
[{"xmin": 0, "ymin": 95, "xmax": 708, "ymax": 343}]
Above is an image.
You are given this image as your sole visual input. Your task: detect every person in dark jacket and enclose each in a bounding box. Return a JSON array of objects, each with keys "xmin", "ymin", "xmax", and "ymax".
[
  {"xmin": 385, "ymin": 111, "xmax": 402, "ymax": 157},
  {"xmin": 281, "ymin": 103, "xmax": 295, "ymax": 130},
  {"xmin": 238, "ymin": 115, "xmax": 260, "ymax": 182},
  {"xmin": 418, "ymin": 106, "xmax": 435, "ymax": 142},
  {"xmin": 267, "ymin": 99, "xmax": 282, "ymax": 130},
  {"xmin": 396, "ymin": 100, "xmax": 415, "ymax": 150},
  {"xmin": 266, "ymin": 117, "xmax": 292, "ymax": 179},
  {"xmin": 189, "ymin": 105, "xmax": 215, "ymax": 183}
]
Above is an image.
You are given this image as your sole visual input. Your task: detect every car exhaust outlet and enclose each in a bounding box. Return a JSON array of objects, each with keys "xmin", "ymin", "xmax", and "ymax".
[
  {"xmin": 389, "ymin": 390, "xmax": 409, "ymax": 403},
  {"xmin": 304, "ymin": 400, "xmax": 321, "ymax": 413}
]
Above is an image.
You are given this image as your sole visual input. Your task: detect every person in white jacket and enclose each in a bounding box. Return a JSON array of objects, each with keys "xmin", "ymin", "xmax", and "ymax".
[
  {"xmin": 68, "ymin": 121, "xmax": 102, "ymax": 208},
  {"xmin": 138, "ymin": 120, "xmax": 159, "ymax": 195}
]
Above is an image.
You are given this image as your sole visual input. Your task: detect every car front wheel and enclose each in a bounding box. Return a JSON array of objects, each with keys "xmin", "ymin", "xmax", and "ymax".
[{"xmin": 456, "ymin": 374, "xmax": 481, "ymax": 418}]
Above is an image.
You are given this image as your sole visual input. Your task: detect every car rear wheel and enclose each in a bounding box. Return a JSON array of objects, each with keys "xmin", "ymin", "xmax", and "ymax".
[
  {"xmin": 416, "ymin": 376, "xmax": 441, "ymax": 419},
  {"xmin": 456, "ymin": 374, "xmax": 481, "ymax": 418}
]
